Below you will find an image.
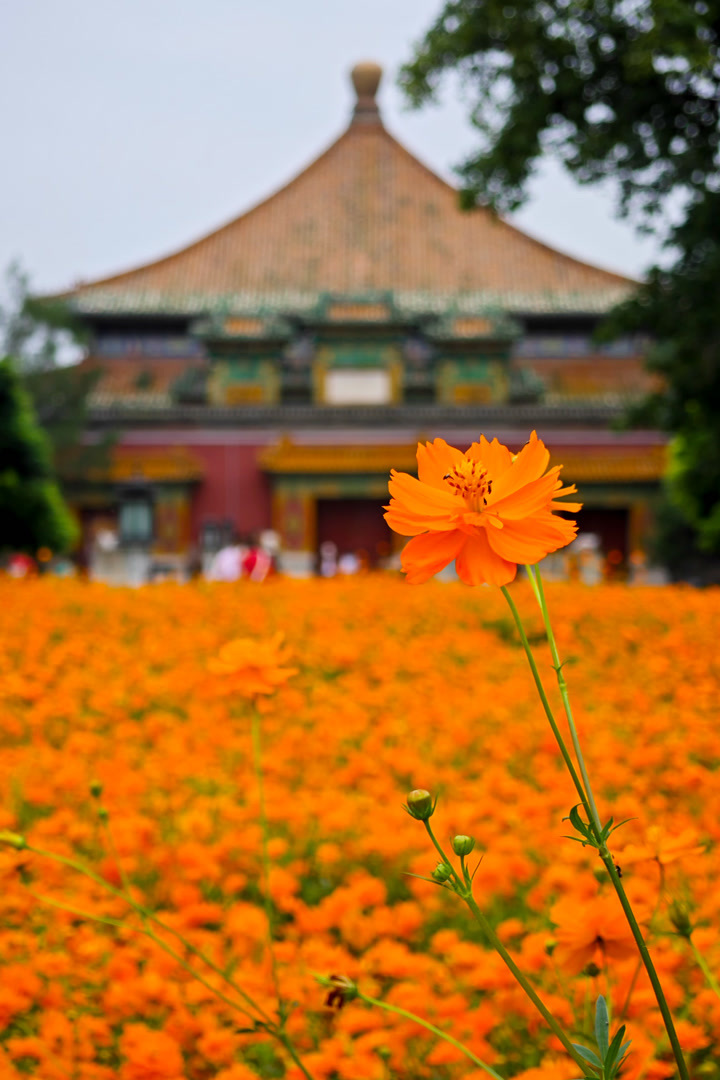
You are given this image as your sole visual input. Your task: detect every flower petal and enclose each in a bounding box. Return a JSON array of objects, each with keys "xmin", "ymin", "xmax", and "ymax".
[
  {"xmin": 455, "ymin": 529, "xmax": 517, "ymax": 586},
  {"xmin": 416, "ymin": 439, "xmax": 464, "ymax": 490},
  {"xmin": 388, "ymin": 471, "xmax": 460, "ymax": 513},
  {"xmin": 467, "ymin": 435, "xmax": 514, "ymax": 477},
  {"xmin": 489, "ymin": 468, "xmax": 564, "ymax": 520},
  {"xmin": 400, "ymin": 530, "xmax": 465, "ymax": 584},
  {"xmin": 489, "ymin": 431, "xmax": 550, "ymax": 503},
  {"xmin": 486, "ymin": 513, "xmax": 577, "ymax": 564},
  {"xmin": 385, "ymin": 470, "xmax": 462, "ymax": 534}
]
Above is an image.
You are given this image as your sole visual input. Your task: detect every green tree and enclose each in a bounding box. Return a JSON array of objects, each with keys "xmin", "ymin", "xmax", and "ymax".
[
  {"xmin": 0, "ymin": 357, "xmax": 78, "ymax": 554},
  {"xmin": 0, "ymin": 261, "xmax": 109, "ymax": 478},
  {"xmin": 401, "ymin": 0, "xmax": 720, "ymax": 579}
]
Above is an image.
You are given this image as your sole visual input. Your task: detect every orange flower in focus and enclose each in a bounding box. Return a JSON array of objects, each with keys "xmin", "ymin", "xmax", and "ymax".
[
  {"xmin": 551, "ymin": 895, "xmax": 638, "ymax": 973},
  {"xmin": 384, "ymin": 431, "xmax": 581, "ymax": 585},
  {"xmin": 208, "ymin": 632, "xmax": 297, "ymax": 697}
]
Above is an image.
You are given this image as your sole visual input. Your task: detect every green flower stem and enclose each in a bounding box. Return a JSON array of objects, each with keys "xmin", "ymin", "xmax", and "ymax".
[
  {"xmin": 601, "ymin": 856, "xmax": 688, "ymax": 1080},
  {"xmin": 500, "ymin": 584, "xmax": 595, "ymax": 825},
  {"xmin": 99, "ymin": 817, "xmax": 133, "ymax": 896},
  {"xmin": 250, "ymin": 704, "xmax": 283, "ymax": 1009},
  {"xmin": 619, "ymin": 868, "xmax": 665, "ymax": 1021},
  {"xmin": 26, "ymin": 843, "xmax": 273, "ymax": 1025},
  {"xmin": 688, "ymin": 934, "xmax": 720, "ymax": 1003},
  {"xmin": 515, "ymin": 568, "xmax": 690, "ymax": 1080},
  {"xmin": 356, "ymin": 989, "xmax": 505, "ymax": 1080},
  {"xmin": 280, "ymin": 1036, "xmax": 315, "ymax": 1080},
  {"xmin": 26, "ymin": 842, "xmax": 315, "ymax": 1080},
  {"xmin": 424, "ymin": 822, "xmax": 588, "ymax": 1073},
  {"xmin": 527, "ymin": 566, "xmax": 601, "ymax": 826},
  {"xmin": 28, "ymin": 887, "xmax": 258, "ymax": 1022}
]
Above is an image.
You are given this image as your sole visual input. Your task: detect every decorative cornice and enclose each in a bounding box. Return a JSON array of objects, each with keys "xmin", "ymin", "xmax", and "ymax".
[{"xmin": 86, "ymin": 400, "xmax": 630, "ymax": 429}]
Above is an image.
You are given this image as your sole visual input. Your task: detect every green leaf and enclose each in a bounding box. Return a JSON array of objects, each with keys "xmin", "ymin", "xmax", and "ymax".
[
  {"xmin": 594, "ymin": 995, "xmax": 609, "ymax": 1059},
  {"xmin": 604, "ymin": 1026, "xmax": 629, "ymax": 1075},
  {"xmin": 571, "ymin": 1043, "xmax": 603, "ymax": 1069}
]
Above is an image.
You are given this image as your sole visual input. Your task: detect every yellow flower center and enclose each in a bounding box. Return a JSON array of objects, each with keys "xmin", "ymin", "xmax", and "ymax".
[{"xmin": 443, "ymin": 459, "xmax": 493, "ymax": 512}]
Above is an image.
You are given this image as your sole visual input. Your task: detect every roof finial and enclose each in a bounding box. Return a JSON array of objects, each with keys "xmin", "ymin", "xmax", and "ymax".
[{"xmin": 350, "ymin": 61, "xmax": 383, "ymax": 126}]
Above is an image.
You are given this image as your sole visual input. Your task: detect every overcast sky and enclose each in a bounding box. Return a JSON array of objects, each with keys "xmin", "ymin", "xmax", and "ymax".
[{"xmin": 1, "ymin": 0, "xmax": 669, "ymax": 296}]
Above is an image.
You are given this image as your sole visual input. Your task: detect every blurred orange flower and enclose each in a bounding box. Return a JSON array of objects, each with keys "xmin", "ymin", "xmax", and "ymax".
[
  {"xmin": 551, "ymin": 895, "xmax": 638, "ymax": 973},
  {"xmin": 617, "ymin": 826, "xmax": 706, "ymax": 868},
  {"xmin": 208, "ymin": 632, "xmax": 297, "ymax": 697},
  {"xmin": 384, "ymin": 432, "xmax": 581, "ymax": 586}
]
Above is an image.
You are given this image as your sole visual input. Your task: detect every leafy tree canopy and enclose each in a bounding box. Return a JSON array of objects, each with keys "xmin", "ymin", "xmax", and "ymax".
[
  {"xmin": 401, "ymin": 0, "xmax": 720, "ymax": 578},
  {"xmin": 0, "ymin": 262, "xmax": 111, "ymax": 478},
  {"xmin": 401, "ymin": 0, "xmax": 719, "ymax": 218},
  {"xmin": 0, "ymin": 357, "xmax": 78, "ymax": 554}
]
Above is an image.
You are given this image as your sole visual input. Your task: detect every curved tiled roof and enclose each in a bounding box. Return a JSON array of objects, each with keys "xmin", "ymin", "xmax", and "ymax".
[{"xmin": 70, "ymin": 66, "xmax": 633, "ymax": 315}]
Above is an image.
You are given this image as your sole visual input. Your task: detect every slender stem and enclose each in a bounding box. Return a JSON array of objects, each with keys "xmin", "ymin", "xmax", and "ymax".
[
  {"xmin": 619, "ymin": 865, "xmax": 664, "ymax": 1021},
  {"xmin": 688, "ymin": 935, "xmax": 720, "ymax": 1003},
  {"xmin": 602, "ymin": 857, "xmax": 688, "ymax": 1079},
  {"xmin": 250, "ymin": 704, "xmax": 283, "ymax": 1010},
  {"xmin": 27, "ymin": 886, "xmax": 258, "ymax": 1022},
  {"xmin": 515, "ymin": 569, "xmax": 690, "ymax": 1080},
  {"xmin": 500, "ymin": 585, "xmax": 594, "ymax": 825},
  {"xmin": 528, "ymin": 566, "xmax": 601, "ymax": 827},
  {"xmin": 357, "ymin": 990, "xmax": 504, "ymax": 1080},
  {"xmin": 423, "ymin": 820, "xmax": 462, "ymax": 889},
  {"xmin": 29, "ymin": 841, "xmax": 315, "ymax": 1078},
  {"xmin": 142, "ymin": 921, "xmax": 261, "ymax": 1021},
  {"xmin": 424, "ymin": 823, "xmax": 588, "ymax": 1073},
  {"xmin": 100, "ymin": 816, "xmax": 133, "ymax": 896},
  {"xmin": 279, "ymin": 1034, "xmax": 315, "ymax": 1080},
  {"xmin": 27, "ymin": 843, "xmax": 273, "ymax": 1025}
]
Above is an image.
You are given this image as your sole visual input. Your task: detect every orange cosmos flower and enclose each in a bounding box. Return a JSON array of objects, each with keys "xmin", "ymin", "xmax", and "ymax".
[
  {"xmin": 551, "ymin": 895, "xmax": 638, "ymax": 973},
  {"xmin": 617, "ymin": 826, "xmax": 706, "ymax": 869},
  {"xmin": 384, "ymin": 432, "xmax": 581, "ymax": 586},
  {"xmin": 208, "ymin": 632, "xmax": 297, "ymax": 697}
]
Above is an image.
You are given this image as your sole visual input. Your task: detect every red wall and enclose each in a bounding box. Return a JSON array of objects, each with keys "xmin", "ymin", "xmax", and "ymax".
[
  {"xmin": 188, "ymin": 444, "xmax": 272, "ymax": 541},
  {"xmin": 116, "ymin": 441, "xmax": 272, "ymax": 544}
]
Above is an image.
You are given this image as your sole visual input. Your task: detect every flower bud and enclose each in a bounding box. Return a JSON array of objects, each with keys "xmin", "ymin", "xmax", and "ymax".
[
  {"xmin": 583, "ymin": 961, "xmax": 601, "ymax": 978},
  {"xmin": 89, "ymin": 780, "xmax": 103, "ymax": 799},
  {"xmin": 451, "ymin": 835, "xmax": 475, "ymax": 856},
  {"xmin": 0, "ymin": 830, "xmax": 26, "ymax": 850},
  {"xmin": 431, "ymin": 862, "xmax": 453, "ymax": 883},
  {"xmin": 404, "ymin": 789, "xmax": 435, "ymax": 821},
  {"xmin": 324, "ymin": 974, "xmax": 358, "ymax": 1009},
  {"xmin": 97, "ymin": 806, "xmax": 109, "ymax": 822},
  {"xmin": 669, "ymin": 902, "xmax": 693, "ymax": 939}
]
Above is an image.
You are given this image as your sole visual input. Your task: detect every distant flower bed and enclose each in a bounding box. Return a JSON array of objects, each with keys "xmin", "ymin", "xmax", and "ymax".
[{"xmin": 0, "ymin": 576, "xmax": 719, "ymax": 1079}]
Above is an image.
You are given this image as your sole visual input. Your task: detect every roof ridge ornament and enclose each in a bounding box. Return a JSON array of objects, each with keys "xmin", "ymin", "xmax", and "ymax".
[{"xmin": 350, "ymin": 61, "xmax": 383, "ymax": 126}]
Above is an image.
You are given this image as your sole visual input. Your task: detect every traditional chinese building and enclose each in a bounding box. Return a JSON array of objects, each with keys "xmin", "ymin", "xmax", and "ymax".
[{"xmin": 65, "ymin": 62, "xmax": 664, "ymax": 579}]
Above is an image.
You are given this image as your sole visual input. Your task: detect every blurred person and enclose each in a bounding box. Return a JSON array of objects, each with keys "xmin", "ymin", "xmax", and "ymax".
[
  {"xmin": 207, "ymin": 539, "xmax": 246, "ymax": 582},
  {"xmin": 7, "ymin": 552, "xmax": 36, "ymax": 578},
  {"xmin": 319, "ymin": 540, "xmax": 338, "ymax": 578},
  {"xmin": 242, "ymin": 536, "xmax": 272, "ymax": 583},
  {"xmin": 338, "ymin": 551, "xmax": 360, "ymax": 575}
]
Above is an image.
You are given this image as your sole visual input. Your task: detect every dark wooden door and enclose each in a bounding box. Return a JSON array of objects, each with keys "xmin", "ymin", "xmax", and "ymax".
[{"xmin": 316, "ymin": 498, "xmax": 392, "ymax": 566}]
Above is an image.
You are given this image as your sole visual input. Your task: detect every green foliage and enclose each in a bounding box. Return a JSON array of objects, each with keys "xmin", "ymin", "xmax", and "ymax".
[
  {"xmin": 400, "ymin": 0, "xmax": 719, "ymax": 219},
  {"xmin": 401, "ymin": 0, "xmax": 720, "ymax": 575},
  {"xmin": 0, "ymin": 261, "xmax": 112, "ymax": 478},
  {"xmin": 0, "ymin": 357, "xmax": 78, "ymax": 554},
  {"xmin": 606, "ymin": 193, "xmax": 720, "ymax": 576}
]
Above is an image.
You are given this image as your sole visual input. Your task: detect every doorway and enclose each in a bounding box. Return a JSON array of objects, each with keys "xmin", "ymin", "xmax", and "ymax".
[
  {"xmin": 574, "ymin": 507, "xmax": 629, "ymax": 561},
  {"xmin": 316, "ymin": 498, "xmax": 392, "ymax": 569}
]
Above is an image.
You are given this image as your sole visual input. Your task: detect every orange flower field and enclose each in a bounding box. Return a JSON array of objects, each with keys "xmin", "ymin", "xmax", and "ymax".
[{"xmin": 1, "ymin": 576, "xmax": 720, "ymax": 1080}]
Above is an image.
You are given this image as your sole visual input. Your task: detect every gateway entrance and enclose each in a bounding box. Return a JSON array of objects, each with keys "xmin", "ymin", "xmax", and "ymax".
[{"xmin": 316, "ymin": 498, "xmax": 392, "ymax": 568}]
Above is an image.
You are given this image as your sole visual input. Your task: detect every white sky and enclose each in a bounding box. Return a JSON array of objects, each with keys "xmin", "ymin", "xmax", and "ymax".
[{"xmin": 0, "ymin": 0, "xmax": 668, "ymax": 295}]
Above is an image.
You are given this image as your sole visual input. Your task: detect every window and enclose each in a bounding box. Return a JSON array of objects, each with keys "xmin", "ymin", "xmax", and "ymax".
[
  {"xmin": 119, "ymin": 500, "xmax": 153, "ymax": 546},
  {"xmin": 324, "ymin": 369, "xmax": 392, "ymax": 405}
]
